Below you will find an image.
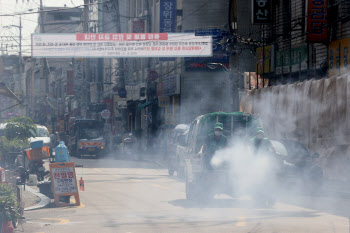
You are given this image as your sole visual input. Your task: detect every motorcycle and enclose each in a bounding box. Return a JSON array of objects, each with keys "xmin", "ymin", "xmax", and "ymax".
[{"xmin": 27, "ymin": 160, "xmax": 48, "ymax": 181}]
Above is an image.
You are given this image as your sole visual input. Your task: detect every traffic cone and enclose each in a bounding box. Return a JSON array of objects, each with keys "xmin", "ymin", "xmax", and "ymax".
[{"xmin": 79, "ymin": 177, "xmax": 85, "ymax": 191}]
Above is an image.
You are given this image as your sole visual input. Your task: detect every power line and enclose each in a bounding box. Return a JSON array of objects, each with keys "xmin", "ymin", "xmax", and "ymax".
[{"xmin": 0, "ymin": 0, "xmax": 112, "ymax": 17}]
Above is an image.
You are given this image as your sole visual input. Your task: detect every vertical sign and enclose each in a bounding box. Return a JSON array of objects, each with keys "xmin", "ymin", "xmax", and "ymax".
[
  {"xmin": 252, "ymin": 0, "xmax": 272, "ymax": 24},
  {"xmin": 74, "ymin": 59, "xmax": 83, "ymax": 91},
  {"xmin": 159, "ymin": 0, "xmax": 176, "ymax": 33},
  {"xmin": 307, "ymin": 0, "xmax": 327, "ymax": 42},
  {"xmin": 328, "ymin": 38, "xmax": 350, "ymax": 77},
  {"xmin": 256, "ymin": 45, "xmax": 274, "ymax": 74},
  {"xmin": 159, "ymin": 0, "xmax": 176, "ymax": 61},
  {"xmin": 66, "ymin": 70, "xmax": 74, "ymax": 96}
]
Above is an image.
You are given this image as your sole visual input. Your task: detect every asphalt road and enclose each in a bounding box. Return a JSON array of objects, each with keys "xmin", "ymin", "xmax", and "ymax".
[{"xmin": 18, "ymin": 156, "xmax": 350, "ymax": 233}]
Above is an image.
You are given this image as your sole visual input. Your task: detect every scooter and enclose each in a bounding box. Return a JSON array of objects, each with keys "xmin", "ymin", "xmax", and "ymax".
[{"xmin": 27, "ymin": 160, "xmax": 48, "ymax": 181}]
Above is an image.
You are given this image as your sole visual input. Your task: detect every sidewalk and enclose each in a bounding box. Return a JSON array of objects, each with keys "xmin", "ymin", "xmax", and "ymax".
[
  {"xmin": 23, "ymin": 185, "xmax": 51, "ymax": 211},
  {"xmin": 22, "ymin": 186, "xmax": 41, "ymax": 209}
]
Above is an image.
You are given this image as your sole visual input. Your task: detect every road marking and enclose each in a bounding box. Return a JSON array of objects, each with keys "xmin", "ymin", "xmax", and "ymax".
[
  {"xmin": 130, "ymin": 179, "xmax": 141, "ymax": 182},
  {"xmin": 151, "ymin": 184, "xmax": 168, "ymax": 190},
  {"xmin": 235, "ymin": 217, "xmax": 246, "ymax": 227},
  {"xmin": 41, "ymin": 218, "xmax": 70, "ymax": 225},
  {"xmin": 93, "ymin": 169, "xmax": 120, "ymax": 177},
  {"xmin": 71, "ymin": 198, "xmax": 86, "ymax": 208}
]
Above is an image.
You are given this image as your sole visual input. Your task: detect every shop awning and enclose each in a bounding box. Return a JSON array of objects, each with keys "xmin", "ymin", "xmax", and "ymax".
[
  {"xmin": 0, "ymin": 82, "xmax": 22, "ymax": 102},
  {"xmin": 137, "ymin": 100, "xmax": 157, "ymax": 110}
]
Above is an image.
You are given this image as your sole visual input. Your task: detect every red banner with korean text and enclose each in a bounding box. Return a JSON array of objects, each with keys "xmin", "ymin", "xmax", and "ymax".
[{"xmin": 307, "ymin": 0, "xmax": 327, "ymax": 42}]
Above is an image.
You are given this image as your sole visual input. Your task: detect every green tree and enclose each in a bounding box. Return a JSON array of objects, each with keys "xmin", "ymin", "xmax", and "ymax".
[
  {"xmin": 4, "ymin": 116, "xmax": 37, "ymax": 142},
  {"xmin": 0, "ymin": 116, "xmax": 36, "ymax": 166}
]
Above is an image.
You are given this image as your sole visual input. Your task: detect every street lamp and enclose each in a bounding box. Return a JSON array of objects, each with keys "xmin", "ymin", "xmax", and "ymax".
[{"xmin": 207, "ymin": 62, "xmax": 240, "ymax": 112}]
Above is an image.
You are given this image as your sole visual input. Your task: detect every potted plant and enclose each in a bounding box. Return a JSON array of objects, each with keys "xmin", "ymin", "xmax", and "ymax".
[{"xmin": 0, "ymin": 183, "xmax": 18, "ymax": 232}]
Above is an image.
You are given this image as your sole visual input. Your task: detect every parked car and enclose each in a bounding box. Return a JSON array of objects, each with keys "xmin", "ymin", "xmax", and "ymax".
[{"xmin": 167, "ymin": 124, "xmax": 190, "ymax": 177}]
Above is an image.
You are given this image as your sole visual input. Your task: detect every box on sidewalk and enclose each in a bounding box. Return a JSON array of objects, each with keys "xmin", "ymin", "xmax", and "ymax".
[
  {"xmin": 30, "ymin": 140, "xmax": 44, "ymax": 149},
  {"xmin": 26, "ymin": 146, "xmax": 50, "ymax": 161}
]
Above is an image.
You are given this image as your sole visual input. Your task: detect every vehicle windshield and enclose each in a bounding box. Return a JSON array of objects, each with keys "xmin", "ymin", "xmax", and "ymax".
[
  {"xmin": 31, "ymin": 128, "xmax": 49, "ymax": 137},
  {"xmin": 79, "ymin": 127, "xmax": 103, "ymax": 139}
]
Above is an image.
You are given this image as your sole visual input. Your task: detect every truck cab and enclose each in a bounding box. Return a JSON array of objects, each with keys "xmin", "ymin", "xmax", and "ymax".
[
  {"xmin": 68, "ymin": 119, "xmax": 105, "ymax": 158},
  {"xmin": 184, "ymin": 112, "xmax": 263, "ymax": 201}
]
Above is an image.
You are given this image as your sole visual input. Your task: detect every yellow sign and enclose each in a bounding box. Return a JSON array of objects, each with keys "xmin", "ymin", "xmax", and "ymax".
[
  {"xmin": 158, "ymin": 96, "xmax": 170, "ymax": 107},
  {"xmin": 256, "ymin": 45, "xmax": 273, "ymax": 74},
  {"xmin": 329, "ymin": 37, "xmax": 350, "ymax": 77}
]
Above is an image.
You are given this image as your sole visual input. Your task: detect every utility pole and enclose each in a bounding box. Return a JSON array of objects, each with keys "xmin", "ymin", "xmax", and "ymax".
[
  {"xmin": 83, "ymin": 0, "xmax": 89, "ymax": 110},
  {"xmin": 40, "ymin": 0, "xmax": 49, "ymax": 94},
  {"xmin": 113, "ymin": 0, "xmax": 127, "ymax": 131},
  {"xmin": 228, "ymin": 0, "xmax": 239, "ymax": 111},
  {"xmin": 19, "ymin": 15, "xmax": 22, "ymax": 91}
]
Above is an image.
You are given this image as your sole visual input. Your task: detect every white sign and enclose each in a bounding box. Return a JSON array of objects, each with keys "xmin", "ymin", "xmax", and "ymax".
[
  {"xmin": 126, "ymin": 85, "xmax": 133, "ymax": 101},
  {"xmin": 118, "ymin": 98, "xmax": 127, "ymax": 109},
  {"xmin": 101, "ymin": 109, "xmax": 111, "ymax": 119},
  {"xmin": 133, "ymin": 84, "xmax": 141, "ymax": 101},
  {"xmin": 31, "ymin": 33, "xmax": 213, "ymax": 58},
  {"xmin": 51, "ymin": 166, "xmax": 77, "ymax": 195}
]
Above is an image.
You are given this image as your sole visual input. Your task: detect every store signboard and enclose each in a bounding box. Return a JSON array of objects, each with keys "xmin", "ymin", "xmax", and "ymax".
[
  {"xmin": 275, "ymin": 45, "xmax": 308, "ymax": 74},
  {"xmin": 158, "ymin": 96, "xmax": 170, "ymax": 107},
  {"xmin": 160, "ymin": 0, "xmax": 176, "ymax": 33},
  {"xmin": 125, "ymin": 85, "xmax": 134, "ymax": 101},
  {"xmin": 307, "ymin": 0, "xmax": 327, "ymax": 42},
  {"xmin": 32, "ymin": 33, "xmax": 212, "ymax": 58},
  {"xmin": 49, "ymin": 162, "xmax": 80, "ymax": 207},
  {"xmin": 256, "ymin": 45, "xmax": 274, "ymax": 74},
  {"xmin": 66, "ymin": 70, "xmax": 74, "ymax": 95},
  {"xmin": 329, "ymin": 37, "xmax": 350, "ymax": 77},
  {"xmin": 159, "ymin": 0, "xmax": 176, "ymax": 61},
  {"xmin": 252, "ymin": 0, "xmax": 272, "ymax": 24},
  {"xmin": 163, "ymin": 74, "xmax": 180, "ymax": 96},
  {"xmin": 133, "ymin": 84, "xmax": 141, "ymax": 101},
  {"xmin": 74, "ymin": 59, "xmax": 83, "ymax": 90}
]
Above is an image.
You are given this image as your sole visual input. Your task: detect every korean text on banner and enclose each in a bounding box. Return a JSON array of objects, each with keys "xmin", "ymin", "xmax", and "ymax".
[
  {"xmin": 31, "ymin": 33, "xmax": 212, "ymax": 58},
  {"xmin": 307, "ymin": 0, "xmax": 327, "ymax": 42}
]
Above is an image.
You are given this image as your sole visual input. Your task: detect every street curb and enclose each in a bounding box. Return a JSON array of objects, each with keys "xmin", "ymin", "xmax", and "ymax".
[{"xmin": 24, "ymin": 186, "xmax": 51, "ymax": 211}]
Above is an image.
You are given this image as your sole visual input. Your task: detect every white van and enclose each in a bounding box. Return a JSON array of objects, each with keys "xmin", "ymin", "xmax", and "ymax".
[{"xmin": 29, "ymin": 125, "xmax": 52, "ymax": 148}]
